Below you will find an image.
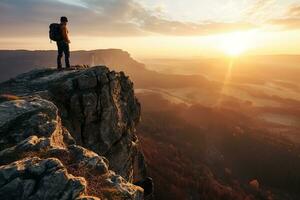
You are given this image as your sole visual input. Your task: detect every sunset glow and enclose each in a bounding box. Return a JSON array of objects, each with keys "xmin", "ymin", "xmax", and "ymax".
[
  {"xmin": 1, "ymin": 1, "xmax": 300, "ymax": 199},
  {"xmin": 0, "ymin": 0, "xmax": 300, "ymax": 59}
]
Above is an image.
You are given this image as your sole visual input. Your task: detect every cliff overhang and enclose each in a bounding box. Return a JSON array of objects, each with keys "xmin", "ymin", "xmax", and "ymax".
[{"xmin": 0, "ymin": 66, "xmax": 152, "ymax": 200}]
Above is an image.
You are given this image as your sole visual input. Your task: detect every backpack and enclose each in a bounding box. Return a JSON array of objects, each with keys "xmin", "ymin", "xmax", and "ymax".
[{"xmin": 49, "ymin": 23, "xmax": 62, "ymax": 41}]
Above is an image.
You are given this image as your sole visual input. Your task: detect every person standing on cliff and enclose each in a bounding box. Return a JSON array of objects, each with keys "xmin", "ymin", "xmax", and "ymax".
[{"xmin": 57, "ymin": 16, "xmax": 71, "ymax": 70}]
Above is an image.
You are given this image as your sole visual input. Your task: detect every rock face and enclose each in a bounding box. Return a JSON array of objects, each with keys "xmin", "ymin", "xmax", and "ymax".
[{"xmin": 0, "ymin": 66, "xmax": 150, "ymax": 200}]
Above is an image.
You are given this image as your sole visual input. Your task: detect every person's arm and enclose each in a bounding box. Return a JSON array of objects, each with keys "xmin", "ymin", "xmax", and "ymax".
[{"xmin": 61, "ymin": 25, "xmax": 71, "ymax": 43}]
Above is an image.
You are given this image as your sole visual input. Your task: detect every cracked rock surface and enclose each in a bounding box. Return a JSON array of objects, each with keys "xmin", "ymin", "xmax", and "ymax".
[{"xmin": 0, "ymin": 66, "xmax": 148, "ymax": 200}]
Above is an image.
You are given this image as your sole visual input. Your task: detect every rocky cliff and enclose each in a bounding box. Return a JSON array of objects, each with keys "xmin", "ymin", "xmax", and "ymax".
[{"xmin": 0, "ymin": 66, "xmax": 151, "ymax": 200}]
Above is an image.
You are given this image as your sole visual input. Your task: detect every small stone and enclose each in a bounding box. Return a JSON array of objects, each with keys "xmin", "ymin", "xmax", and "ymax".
[{"xmin": 249, "ymin": 179, "xmax": 260, "ymax": 191}]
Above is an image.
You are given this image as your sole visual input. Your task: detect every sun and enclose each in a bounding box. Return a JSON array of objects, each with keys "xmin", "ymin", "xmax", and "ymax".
[{"xmin": 219, "ymin": 31, "xmax": 256, "ymax": 57}]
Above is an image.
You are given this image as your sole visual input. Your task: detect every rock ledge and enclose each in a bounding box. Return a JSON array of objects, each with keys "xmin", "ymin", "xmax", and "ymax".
[{"xmin": 0, "ymin": 66, "xmax": 149, "ymax": 200}]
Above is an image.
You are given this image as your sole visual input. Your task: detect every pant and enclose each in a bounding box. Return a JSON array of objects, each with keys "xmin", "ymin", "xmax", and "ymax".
[{"xmin": 57, "ymin": 41, "xmax": 70, "ymax": 69}]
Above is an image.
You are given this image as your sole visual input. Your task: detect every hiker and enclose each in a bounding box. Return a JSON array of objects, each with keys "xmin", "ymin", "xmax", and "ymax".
[
  {"xmin": 57, "ymin": 16, "xmax": 71, "ymax": 69},
  {"xmin": 49, "ymin": 16, "xmax": 71, "ymax": 69}
]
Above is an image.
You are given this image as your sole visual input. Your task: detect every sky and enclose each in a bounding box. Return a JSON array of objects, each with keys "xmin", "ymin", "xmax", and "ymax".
[{"xmin": 0, "ymin": 0, "xmax": 300, "ymax": 59}]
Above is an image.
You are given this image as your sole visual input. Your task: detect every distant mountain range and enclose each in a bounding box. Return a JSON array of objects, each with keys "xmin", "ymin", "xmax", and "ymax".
[
  {"xmin": 0, "ymin": 49, "xmax": 142, "ymax": 81},
  {"xmin": 0, "ymin": 49, "xmax": 217, "ymax": 91}
]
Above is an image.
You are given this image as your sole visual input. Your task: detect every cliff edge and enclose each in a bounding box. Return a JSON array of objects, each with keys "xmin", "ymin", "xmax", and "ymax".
[{"xmin": 0, "ymin": 66, "xmax": 151, "ymax": 200}]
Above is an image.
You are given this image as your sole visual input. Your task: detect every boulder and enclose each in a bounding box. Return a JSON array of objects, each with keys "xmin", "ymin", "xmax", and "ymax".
[{"xmin": 0, "ymin": 157, "xmax": 86, "ymax": 200}]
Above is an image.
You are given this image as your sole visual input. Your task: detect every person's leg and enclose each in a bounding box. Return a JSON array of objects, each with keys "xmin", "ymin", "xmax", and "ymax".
[
  {"xmin": 57, "ymin": 42, "xmax": 63, "ymax": 69},
  {"xmin": 63, "ymin": 42, "xmax": 71, "ymax": 68}
]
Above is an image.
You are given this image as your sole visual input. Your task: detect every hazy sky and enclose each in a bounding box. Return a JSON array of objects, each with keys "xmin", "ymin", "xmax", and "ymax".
[{"xmin": 0, "ymin": 0, "xmax": 300, "ymax": 58}]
